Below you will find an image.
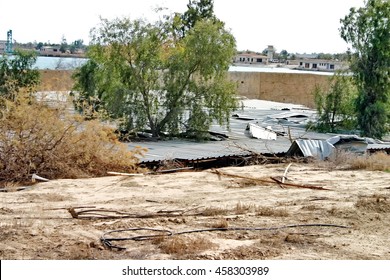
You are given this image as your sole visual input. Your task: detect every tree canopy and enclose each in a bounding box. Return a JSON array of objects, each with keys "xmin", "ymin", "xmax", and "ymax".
[
  {"xmin": 340, "ymin": 0, "xmax": 390, "ymax": 139},
  {"xmin": 0, "ymin": 50, "xmax": 40, "ymax": 102},
  {"xmin": 73, "ymin": 13, "xmax": 237, "ymax": 139},
  {"xmin": 179, "ymin": 0, "xmax": 218, "ymax": 37},
  {"xmin": 313, "ymin": 73, "xmax": 357, "ymax": 133}
]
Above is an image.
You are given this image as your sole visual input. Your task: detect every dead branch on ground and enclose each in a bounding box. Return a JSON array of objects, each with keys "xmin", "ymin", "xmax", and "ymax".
[{"xmin": 211, "ymin": 169, "xmax": 332, "ymax": 191}]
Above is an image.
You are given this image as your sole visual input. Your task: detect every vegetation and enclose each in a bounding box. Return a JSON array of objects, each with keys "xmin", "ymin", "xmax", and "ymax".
[
  {"xmin": 73, "ymin": 2, "xmax": 237, "ymax": 139},
  {"xmin": 0, "ymin": 49, "xmax": 144, "ymax": 185},
  {"xmin": 0, "ymin": 94, "xmax": 144, "ymax": 184},
  {"xmin": 340, "ymin": 0, "xmax": 390, "ymax": 139},
  {"xmin": 177, "ymin": 0, "xmax": 218, "ymax": 37},
  {"xmin": 312, "ymin": 73, "xmax": 357, "ymax": 133},
  {"xmin": 0, "ymin": 50, "xmax": 40, "ymax": 102}
]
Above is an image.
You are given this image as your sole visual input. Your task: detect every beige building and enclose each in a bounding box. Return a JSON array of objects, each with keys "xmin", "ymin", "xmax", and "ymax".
[
  {"xmin": 39, "ymin": 46, "xmax": 63, "ymax": 56},
  {"xmin": 233, "ymin": 52, "xmax": 268, "ymax": 65},
  {"xmin": 297, "ymin": 59, "xmax": 346, "ymax": 71}
]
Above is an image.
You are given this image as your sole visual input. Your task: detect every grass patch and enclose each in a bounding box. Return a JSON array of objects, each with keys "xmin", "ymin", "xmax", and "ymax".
[
  {"xmin": 355, "ymin": 195, "xmax": 390, "ymax": 213},
  {"xmin": 256, "ymin": 206, "xmax": 289, "ymax": 217},
  {"xmin": 155, "ymin": 236, "xmax": 216, "ymax": 255}
]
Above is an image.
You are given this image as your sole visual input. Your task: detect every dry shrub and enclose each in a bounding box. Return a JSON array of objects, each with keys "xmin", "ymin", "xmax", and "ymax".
[
  {"xmin": 0, "ymin": 94, "xmax": 145, "ymax": 184},
  {"xmin": 201, "ymin": 207, "xmax": 229, "ymax": 216},
  {"xmin": 211, "ymin": 219, "xmax": 229, "ymax": 229},
  {"xmin": 256, "ymin": 206, "xmax": 289, "ymax": 217},
  {"xmin": 348, "ymin": 152, "xmax": 390, "ymax": 171},
  {"xmin": 157, "ymin": 236, "xmax": 215, "ymax": 255},
  {"xmin": 317, "ymin": 150, "xmax": 390, "ymax": 171},
  {"xmin": 235, "ymin": 202, "xmax": 254, "ymax": 214},
  {"xmin": 355, "ymin": 195, "xmax": 390, "ymax": 213}
]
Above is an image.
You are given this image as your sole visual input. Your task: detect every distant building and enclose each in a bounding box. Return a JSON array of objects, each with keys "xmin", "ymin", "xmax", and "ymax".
[
  {"xmin": 233, "ymin": 52, "xmax": 268, "ymax": 65},
  {"xmin": 297, "ymin": 59, "xmax": 346, "ymax": 71},
  {"xmin": 39, "ymin": 46, "xmax": 63, "ymax": 56},
  {"xmin": 267, "ymin": 45, "xmax": 275, "ymax": 61}
]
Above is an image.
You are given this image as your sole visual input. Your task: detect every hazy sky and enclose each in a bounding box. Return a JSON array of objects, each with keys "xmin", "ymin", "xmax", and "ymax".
[{"xmin": 1, "ymin": 0, "xmax": 365, "ymax": 53}]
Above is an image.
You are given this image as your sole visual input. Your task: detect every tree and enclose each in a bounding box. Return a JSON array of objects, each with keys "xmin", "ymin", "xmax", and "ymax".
[
  {"xmin": 36, "ymin": 42, "xmax": 44, "ymax": 50},
  {"xmin": 60, "ymin": 35, "xmax": 68, "ymax": 53},
  {"xmin": 179, "ymin": 0, "xmax": 217, "ymax": 37},
  {"xmin": 279, "ymin": 50, "xmax": 289, "ymax": 61},
  {"xmin": 70, "ymin": 39, "xmax": 84, "ymax": 54},
  {"xmin": 73, "ymin": 16, "xmax": 237, "ymax": 139},
  {"xmin": 0, "ymin": 50, "xmax": 40, "ymax": 102},
  {"xmin": 340, "ymin": 0, "xmax": 390, "ymax": 139},
  {"xmin": 313, "ymin": 73, "xmax": 357, "ymax": 133}
]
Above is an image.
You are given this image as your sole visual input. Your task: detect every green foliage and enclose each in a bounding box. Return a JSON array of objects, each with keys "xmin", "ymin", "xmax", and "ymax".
[
  {"xmin": 0, "ymin": 50, "xmax": 40, "ymax": 102},
  {"xmin": 179, "ymin": 0, "xmax": 218, "ymax": 37},
  {"xmin": 60, "ymin": 35, "xmax": 68, "ymax": 53},
  {"xmin": 74, "ymin": 15, "xmax": 237, "ymax": 138},
  {"xmin": 340, "ymin": 0, "xmax": 390, "ymax": 139},
  {"xmin": 312, "ymin": 73, "xmax": 357, "ymax": 133}
]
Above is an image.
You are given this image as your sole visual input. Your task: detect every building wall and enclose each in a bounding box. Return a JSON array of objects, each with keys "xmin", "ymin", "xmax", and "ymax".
[
  {"xmin": 38, "ymin": 70, "xmax": 331, "ymax": 108},
  {"xmin": 228, "ymin": 71, "xmax": 330, "ymax": 108}
]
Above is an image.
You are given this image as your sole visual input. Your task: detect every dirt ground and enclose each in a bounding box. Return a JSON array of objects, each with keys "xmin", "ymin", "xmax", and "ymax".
[{"xmin": 1, "ymin": 163, "xmax": 389, "ymax": 260}]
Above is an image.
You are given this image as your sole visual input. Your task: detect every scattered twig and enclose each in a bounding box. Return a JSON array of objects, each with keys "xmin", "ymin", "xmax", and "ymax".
[
  {"xmin": 66, "ymin": 206, "xmax": 203, "ymax": 220},
  {"xmin": 147, "ymin": 167, "xmax": 194, "ymax": 174},
  {"xmin": 146, "ymin": 199, "xmax": 160, "ymax": 203},
  {"xmin": 107, "ymin": 171, "xmax": 144, "ymax": 176},
  {"xmin": 100, "ymin": 223, "xmax": 350, "ymax": 250},
  {"xmin": 282, "ymin": 163, "xmax": 292, "ymax": 183},
  {"xmin": 269, "ymin": 177, "xmax": 331, "ymax": 191},
  {"xmin": 211, "ymin": 169, "xmax": 332, "ymax": 191}
]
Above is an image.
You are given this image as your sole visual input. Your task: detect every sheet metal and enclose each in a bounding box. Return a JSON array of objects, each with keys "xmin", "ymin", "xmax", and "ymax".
[{"xmin": 286, "ymin": 139, "xmax": 334, "ymax": 160}]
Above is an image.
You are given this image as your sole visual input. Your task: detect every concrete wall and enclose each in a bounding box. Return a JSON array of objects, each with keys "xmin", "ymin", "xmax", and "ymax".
[
  {"xmin": 228, "ymin": 71, "xmax": 331, "ymax": 108},
  {"xmin": 38, "ymin": 70, "xmax": 331, "ymax": 108}
]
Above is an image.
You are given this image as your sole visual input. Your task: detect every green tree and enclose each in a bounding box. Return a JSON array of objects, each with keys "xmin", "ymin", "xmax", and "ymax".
[
  {"xmin": 0, "ymin": 50, "xmax": 40, "ymax": 102},
  {"xmin": 73, "ymin": 16, "xmax": 237, "ymax": 139},
  {"xmin": 279, "ymin": 50, "xmax": 289, "ymax": 61},
  {"xmin": 313, "ymin": 73, "xmax": 357, "ymax": 133},
  {"xmin": 340, "ymin": 0, "xmax": 390, "ymax": 139},
  {"xmin": 60, "ymin": 35, "xmax": 68, "ymax": 53},
  {"xmin": 178, "ymin": 0, "xmax": 218, "ymax": 38},
  {"xmin": 36, "ymin": 42, "xmax": 44, "ymax": 50}
]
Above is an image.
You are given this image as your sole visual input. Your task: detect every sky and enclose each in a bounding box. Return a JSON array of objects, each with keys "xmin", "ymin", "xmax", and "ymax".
[{"xmin": 0, "ymin": 0, "xmax": 366, "ymax": 54}]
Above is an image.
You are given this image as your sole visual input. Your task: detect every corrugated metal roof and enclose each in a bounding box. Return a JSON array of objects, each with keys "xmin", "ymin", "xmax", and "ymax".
[
  {"xmin": 367, "ymin": 144, "xmax": 390, "ymax": 151},
  {"xmin": 286, "ymin": 139, "xmax": 334, "ymax": 160},
  {"xmin": 127, "ymin": 101, "xmax": 323, "ymax": 163},
  {"xmin": 126, "ymin": 100, "xmax": 390, "ymax": 163}
]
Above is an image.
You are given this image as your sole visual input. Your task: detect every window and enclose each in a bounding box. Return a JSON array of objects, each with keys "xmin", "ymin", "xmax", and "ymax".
[
  {"xmin": 257, "ymin": 58, "xmax": 262, "ymax": 63},
  {"xmin": 312, "ymin": 63, "xmax": 317, "ymax": 69},
  {"xmin": 330, "ymin": 64, "xmax": 335, "ymax": 70}
]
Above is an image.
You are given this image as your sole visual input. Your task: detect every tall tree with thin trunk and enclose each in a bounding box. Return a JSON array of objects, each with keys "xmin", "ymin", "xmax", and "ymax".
[
  {"xmin": 340, "ymin": 0, "xmax": 390, "ymax": 139},
  {"xmin": 73, "ymin": 16, "xmax": 237, "ymax": 139}
]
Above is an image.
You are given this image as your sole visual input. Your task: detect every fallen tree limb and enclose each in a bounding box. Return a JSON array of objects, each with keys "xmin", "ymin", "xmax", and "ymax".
[
  {"xmin": 211, "ymin": 169, "xmax": 332, "ymax": 191},
  {"xmin": 270, "ymin": 177, "xmax": 331, "ymax": 191},
  {"xmin": 107, "ymin": 172, "xmax": 144, "ymax": 176},
  {"xmin": 67, "ymin": 207, "xmax": 202, "ymax": 220}
]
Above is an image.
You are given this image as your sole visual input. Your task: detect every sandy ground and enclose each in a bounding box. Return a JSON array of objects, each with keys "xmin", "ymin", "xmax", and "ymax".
[{"xmin": 1, "ymin": 163, "xmax": 390, "ymax": 260}]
